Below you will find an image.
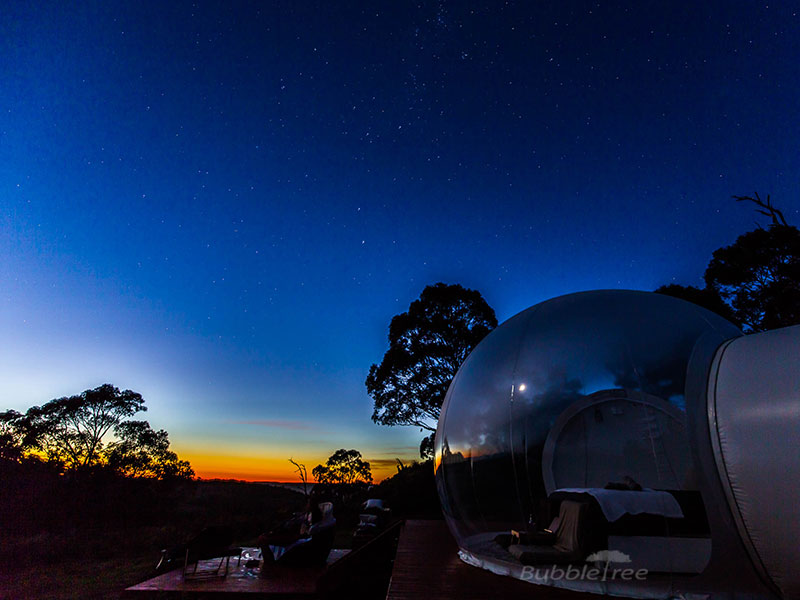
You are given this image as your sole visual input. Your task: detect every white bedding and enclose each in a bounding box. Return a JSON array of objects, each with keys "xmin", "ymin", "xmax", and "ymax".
[{"xmin": 555, "ymin": 487, "xmax": 684, "ymax": 522}]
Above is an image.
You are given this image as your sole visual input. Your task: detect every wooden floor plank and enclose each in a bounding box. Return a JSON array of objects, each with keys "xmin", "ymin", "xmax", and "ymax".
[
  {"xmin": 124, "ymin": 547, "xmax": 325, "ymax": 598},
  {"xmin": 386, "ymin": 521, "xmax": 594, "ymax": 600}
]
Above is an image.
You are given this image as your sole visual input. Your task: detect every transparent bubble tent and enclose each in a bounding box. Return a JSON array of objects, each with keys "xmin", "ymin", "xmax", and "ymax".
[{"xmin": 433, "ymin": 290, "xmax": 800, "ymax": 599}]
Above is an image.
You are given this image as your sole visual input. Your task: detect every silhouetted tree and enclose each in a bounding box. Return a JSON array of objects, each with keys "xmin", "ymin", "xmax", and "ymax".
[
  {"xmin": 105, "ymin": 420, "xmax": 194, "ymax": 479},
  {"xmin": 0, "ymin": 410, "xmax": 26, "ymax": 462},
  {"xmin": 312, "ymin": 449, "xmax": 372, "ymax": 485},
  {"xmin": 24, "ymin": 384, "xmax": 145, "ymax": 469},
  {"xmin": 288, "ymin": 457, "xmax": 309, "ymax": 496},
  {"xmin": 733, "ymin": 192, "xmax": 788, "ymax": 227},
  {"xmin": 366, "ymin": 283, "xmax": 497, "ymax": 458},
  {"xmin": 654, "ymin": 284, "xmax": 740, "ymax": 327},
  {"xmin": 3, "ymin": 384, "xmax": 193, "ymax": 479},
  {"xmin": 704, "ymin": 195, "xmax": 800, "ymax": 332},
  {"xmin": 657, "ymin": 194, "xmax": 799, "ymax": 333},
  {"xmin": 374, "ymin": 459, "xmax": 441, "ymax": 518}
]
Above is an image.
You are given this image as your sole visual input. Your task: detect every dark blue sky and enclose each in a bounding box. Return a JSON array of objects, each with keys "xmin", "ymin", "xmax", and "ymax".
[{"xmin": 1, "ymin": 1, "xmax": 798, "ymax": 479}]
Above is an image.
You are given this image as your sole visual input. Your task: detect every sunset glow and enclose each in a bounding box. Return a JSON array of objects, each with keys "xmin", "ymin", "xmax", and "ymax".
[{"xmin": 2, "ymin": 2, "xmax": 798, "ymax": 482}]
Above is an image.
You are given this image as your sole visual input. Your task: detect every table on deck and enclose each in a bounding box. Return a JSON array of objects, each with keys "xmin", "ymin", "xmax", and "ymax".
[
  {"xmin": 125, "ymin": 548, "xmax": 349, "ymax": 598},
  {"xmin": 127, "ymin": 522, "xmax": 597, "ymax": 599}
]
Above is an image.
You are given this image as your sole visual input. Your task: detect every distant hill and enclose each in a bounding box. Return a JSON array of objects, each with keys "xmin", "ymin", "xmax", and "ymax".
[{"xmin": 257, "ymin": 481, "xmax": 313, "ymax": 494}]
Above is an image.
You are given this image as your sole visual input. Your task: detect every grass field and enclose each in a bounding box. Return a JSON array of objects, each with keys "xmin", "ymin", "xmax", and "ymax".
[
  {"xmin": 0, "ymin": 473, "xmax": 307, "ymax": 600},
  {"xmin": 0, "ymin": 460, "xmax": 439, "ymax": 599},
  {"xmin": 1, "ymin": 555, "xmax": 154, "ymax": 600}
]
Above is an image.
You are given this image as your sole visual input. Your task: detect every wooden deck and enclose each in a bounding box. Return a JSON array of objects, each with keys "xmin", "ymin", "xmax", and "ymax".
[
  {"xmin": 123, "ymin": 518, "xmax": 403, "ymax": 599},
  {"xmin": 124, "ymin": 548, "xmax": 348, "ymax": 598},
  {"xmin": 386, "ymin": 521, "xmax": 594, "ymax": 600},
  {"xmin": 126, "ymin": 521, "xmax": 598, "ymax": 599}
]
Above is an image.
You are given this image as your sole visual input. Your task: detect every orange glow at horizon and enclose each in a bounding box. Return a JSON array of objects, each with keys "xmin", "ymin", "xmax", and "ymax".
[{"xmin": 182, "ymin": 450, "xmax": 408, "ymax": 483}]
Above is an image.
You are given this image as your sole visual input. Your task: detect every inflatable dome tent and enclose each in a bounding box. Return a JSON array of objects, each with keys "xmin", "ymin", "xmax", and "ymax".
[{"xmin": 433, "ymin": 290, "xmax": 800, "ymax": 599}]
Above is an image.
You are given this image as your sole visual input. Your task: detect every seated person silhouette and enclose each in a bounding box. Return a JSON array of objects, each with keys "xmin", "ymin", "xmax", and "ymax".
[{"xmin": 258, "ymin": 498, "xmax": 326, "ymax": 566}]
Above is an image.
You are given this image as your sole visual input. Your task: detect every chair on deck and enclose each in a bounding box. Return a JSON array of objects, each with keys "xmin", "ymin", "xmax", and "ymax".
[
  {"xmin": 318, "ymin": 519, "xmax": 405, "ymax": 598},
  {"xmin": 267, "ymin": 502, "xmax": 337, "ymax": 567},
  {"xmin": 353, "ymin": 498, "xmax": 392, "ymax": 548},
  {"xmin": 156, "ymin": 525, "xmax": 242, "ymax": 580},
  {"xmin": 508, "ymin": 500, "xmax": 588, "ymax": 565}
]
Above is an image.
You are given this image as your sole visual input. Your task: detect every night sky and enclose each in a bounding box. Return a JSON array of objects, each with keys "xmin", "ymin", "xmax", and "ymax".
[{"xmin": 2, "ymin": 1, "xmax": 799, "ymax": 480}]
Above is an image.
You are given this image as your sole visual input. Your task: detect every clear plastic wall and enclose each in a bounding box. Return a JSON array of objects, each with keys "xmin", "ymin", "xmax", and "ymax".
[{"xmin": 433, "ymin": 290, "xmax": 755, "ymax": 598}]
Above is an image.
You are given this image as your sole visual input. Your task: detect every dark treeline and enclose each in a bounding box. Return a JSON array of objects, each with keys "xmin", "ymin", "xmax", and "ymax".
[
  {"xmin": 0, "ymin": 461, "xmax": 306, "ymax": 599},
  {"xmin": 365, "ymin": 194, "xmax": 800, "ymax": 459},
  {"xmin": 0, "ymin": 384, "xmax": 211, "ymax": 597},
  {"xmin": 655, "ymin": 194, "xmax": 800, "ymax": 332},
  {"xmin": 0, "ymin": 462, "xmax": 303, "ymax": 563},
  {"xmin": 0, "ymin": 383, "xmax": 192, "ymax": 479}
]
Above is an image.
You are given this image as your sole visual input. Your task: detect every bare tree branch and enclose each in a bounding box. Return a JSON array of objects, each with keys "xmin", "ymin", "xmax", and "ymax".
[
  {"xmin": 734, "ymin": 193, "xmax": 788, "ymax": 227},
  {"xmin": 288, "ymin": 457, "xmax": 309, "ymax": 496}
]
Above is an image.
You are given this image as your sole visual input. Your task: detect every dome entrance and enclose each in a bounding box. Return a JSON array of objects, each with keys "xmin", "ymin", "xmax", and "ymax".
[{"xmin": 542, "ymin": 390, "xmax": 691, "ymax": 496}]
